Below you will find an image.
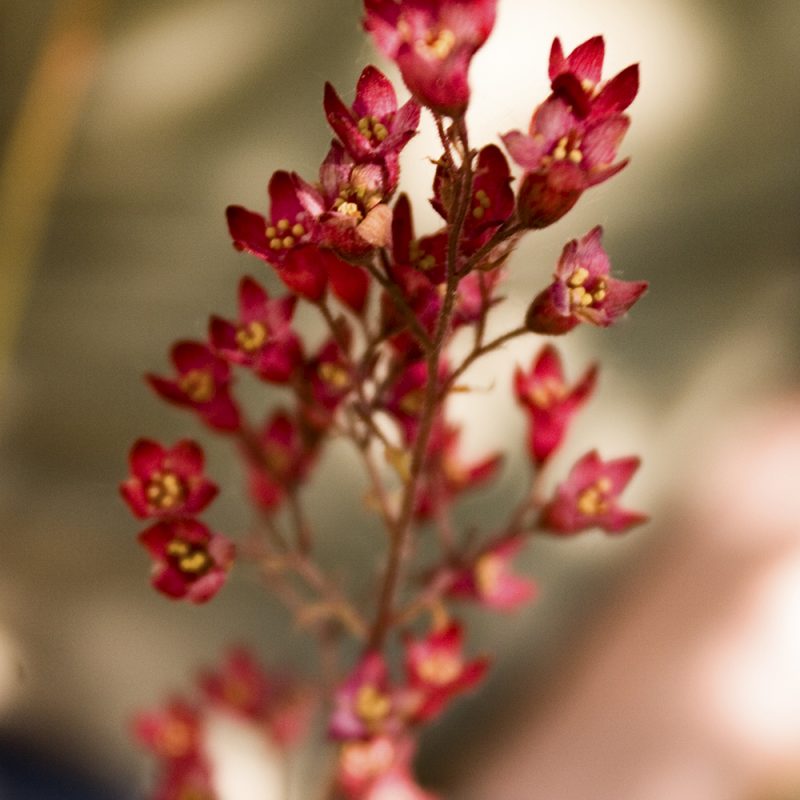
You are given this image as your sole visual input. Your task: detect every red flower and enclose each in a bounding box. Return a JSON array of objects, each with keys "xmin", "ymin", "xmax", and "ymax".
[
  {"xmin": 324, "ymin": 65, "xmax": 421, "ymax": 191},
  {"xmin": 329, "ymin": 653, "xmax": 406, "ymax": 740},
  {"xmin": 383, "ymin": 359, "xmax": 436, "ymax": 443},
  {"xmin": 138, "ymin": 518, "xmax": 235, "ymax": 603},
  {"xmin": 319, "ymin": 141, "xmax": 393, "ymax": 259},
  {"xmin": 525, "ymin": 226, "xmax": 648, "ymax": 334},
  {"xmin": 133, "ymin": 699, "xmax": 205, "ymax": 763},
  {"xmin": 147, "ymin": 341, "xmax": 241, "ymax": 432},
  {"xmin": 414, "ymin": 422, "xmax": 502, "ymax": 519},
  {"xmin": 404, "ymin": 622, "xmax": 487, "ymax": 722},
  {"xmin": 446, "ymin": 536, "xmax": 536, "ymax": 611},
  {"xmin": 120, "ymin": 438, "xmax": 218, "ymax": 520},
  {"xmin": 503, "ymin": 96, "xmax": 633, "ymax": 228},
  {"xmin": 540, "ymin": 449, "xmax": 648, "ymax": 534},
  {"xmin": 338, "ymin": 735, "xmax": 417, "ymax": 798},
  {"xmin": 549, "ymin": 36, "xmax": 639, "ymax": 123},
  {"xmin": 364, "ymin": 0, "xmax": 497, "ymax": 116},
  {"xmin": 432, "ymin": 144, "xmax": 515, "ymax": 254},
  {"xmin": 245, "ymin": 411, "xmax": 317, "ymax": 511},
  {"xmin": 452, "ymin": 268, "xmax": 503, "ymax": 328},
  {"xmin": 514, "ymin": 345, "xmax": 597, "ymax": 464},
  {"xmin": 198, "ymin": 647, "xmax": 271, "ymax": 721},
  {"xmin": 209, "ymin": 276, "xmax": 302, "ymax": 383},
  {"xmin": 227, "ymin": 170, "xmax": 328, "ymax": 300},
  {"xmin": 151, "ymin": 761, "xmax": 217, "ymax": 800}
]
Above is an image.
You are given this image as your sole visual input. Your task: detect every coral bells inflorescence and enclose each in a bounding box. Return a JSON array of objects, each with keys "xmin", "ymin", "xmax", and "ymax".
[{"xmin": 123, "ymin": 3, "xmax": 649, "ymax": 797}]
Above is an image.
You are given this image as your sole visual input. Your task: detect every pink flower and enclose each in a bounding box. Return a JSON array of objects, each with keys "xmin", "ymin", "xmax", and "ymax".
[
  {"xmin": 245, "ymin": 411, "xmax": 317, "ymax": 512},
  {"xmin": 447, "ymin": 536, "xmax": 536, "ymax": 611},
  {"xmin": 549, "ymin": 36, "xmax": 639, "ymax": 123},
  {"xmin": 324, "ymin": 65, "xmax": 421, "ymax": 191},
  {"xmin": 540, "ymin": 449, "xmax": 648, "ymax": 534},
  {"xmin": 432, "ymin": 144, "xmax": 515, "ymax": 254},
  {"xmin": 198, "ymin": 647, "xmax": 271, "ymax": 720},
  {"xmin": 503, "ymin": 97, "xmax": 633, "ymax": 228},
  {"xmin": 319, "ymin": 141, "xmax": 393, "ymax": 258},
  {"xmin": 301, "ymin": 334, "xmax": 354, "ymax": 431},
  {"xmin": 414, "ymin": 422, "xmax": 502, "ymax": 519},
  {"xmin": 147, "ymin": 341, "xmax": 241, "ymax": 432},
  {"xmin": 138, "ymin": 518, "xmax": 235, "ymax": 603},
  {"xmin": 364, "ymin": 0, "xmax": 498, "ymax": 116},
  {"xmin": 404, "ymin": 622, "xmax": 488, "ymax": 722},
  {"xmin": 329, "ymin": 653, "xmax": 405, "ymax": 740},
  {"xmin": 226, "ymin": 170, "xmax": 327, "ymax": 300},
  {"xmin": 151, "ymin": 761, "xmax": 217, "ymax": 800},
  {"xmin": 209, "ymin": 277, "xmax": 302, "ymax": 383},
  {"xmin": 337, "ymin": 735, "xmax": 416, "ymax": 798},
  {"xmin": 525, "ymin": 226, "xmax": 648, "ymax": 334},
  {"xmin": 120, "ymin": 438, "xmax": 218, "ymax": 520},
  {"xmin": 514, "ymin": 345, "xmax": 597, "ymax": 464},
  {"xmin": 133, "ymin": 699, "xmax": 205, "ymax": 763}
]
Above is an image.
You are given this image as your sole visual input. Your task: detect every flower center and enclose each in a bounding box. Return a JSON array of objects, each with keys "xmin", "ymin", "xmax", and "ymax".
[
  {"xmin": 341, "ymin": 737, "xmax": 395, "ymax": 780},
  {"xmin": 527, "ymin": 376, "xmax": 565, "ymax": 409},
  {"xmin": 471, "ymin": 188, "xmax": 492, "ymax": 220},
  {"xmin": 567, "ymin": 266, "xmax": 607, "ymax": 309},
  {"xmin": 167, "ymin": 538, "xmax": 212, "ymax": 575},
  {"xmin": 418, "ymin": 27, "xmax": 456, "ymax": 60},
  {"xmin": 145, "ymin": 470, "xmax": 185, "ymax": 510},
  {"xmin": 355, "ymin": 685, "xmax": 392, "ymax": 725},
  {"xmin": 474, "ymin": 553, "xmax": 502, "ymax": 597},
  {"xmin": 318, "ymin": 362, "xmax": 350, "ymax": 390},
  {"xmin": 398, "ymin": 387, "xmax": 425, "ymax": 416},
  {"xmin": 179, "ymin": 369, "xmax": 215, "ymax": 403},
  {"xmin": 235, "ymin": 320, "xmax": 269, "ymax": 353},
  {"xmin": 333, "ymin": 183, "xmax": 380, "ymax": 221},
  {"xmin": 577, "ymin": 476, "xmax": 613, "ymax": 516},
  {"xmin": 159, "ymin": 719, "xmax": 193, "ymax": 758},
  {"xmin": 357, "ymin": 115, "xmax": 389, "ymax": 143},
  {"xmin": 266, "ymin": 217, "xmax": 306, "ymax": 251},
  {"xmin": 409, "ymin": 239, "xmax": 437, "ymax": 271},
  {"xmin": 547, "ymin": 135, "xmax": 583, "ymax": 165},
  {"xmin": 417, "ymin": 651, "xmax": 462, "ymax": 686}
]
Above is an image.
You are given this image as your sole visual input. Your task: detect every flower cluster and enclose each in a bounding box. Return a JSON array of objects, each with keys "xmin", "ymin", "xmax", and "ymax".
[
  {"xmin": 133, "ymin": 649, "xmax": 312, "ymax": 799},
  {"xmin": 124, "ymin": 2, "xmax": 649, "ymax": 796}
]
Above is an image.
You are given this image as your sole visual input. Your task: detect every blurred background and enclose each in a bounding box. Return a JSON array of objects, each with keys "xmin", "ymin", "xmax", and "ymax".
[{"xmin": 1, "ymin": 0, "xmax": 798, "ymax": 797}]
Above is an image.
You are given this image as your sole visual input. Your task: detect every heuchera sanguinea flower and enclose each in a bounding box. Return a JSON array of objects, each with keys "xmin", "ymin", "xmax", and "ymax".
[
  {"xmin": 139, "ymin": 518, "xmax": 234, "ymax": 603},
  {"xmin": 147, "ymin": 341, "xmax": 241, "ymax": 432},
  {"xmin": 549, "ymin": 36, "xmax": 639, "ymax": 124},
  {"xmin": 133, "ymin": 699, "xmax": 205, "ymax": 763},
  {"xmin": 446, "ymin": 536, "xmax": 536, "ymax": 611},
  {"xmin": 324, "ymin": 65, "xmax": 421, "ymax": 192},
  {"xmin": 227, "ymin": 171, "xmax": 369, "ymax": 312},
  {"xmin": 120, "ymin": 438, "xmax": 218, "ymax": 520},
  {"xmin": 414, "ymin": 422, "xmax": 502, "ymax": 519},
  {"xmin": 514, "ymin": 345, "xmax": 597, "ymax": 464},
  {"xmin": 319, "ymin": 141, "xmax": 393, "ymax": 258},
  {"xmin": 151, "ymin": 761, "xmax": 217, "ymax": 800},
  {"xmin": 198, "ymin": 647, "xmax": 314, "ymax": 748},
  {"xmin": 432, "ymin": 144, "xmax": 515, "ymax": 255},
  {"xmin": 404, "ymin": 622, "xmax": 487, "ymax": 722},
  {"xmin": 302, "ymin": 333, "xmax": 354, "ymax": 431},
  {"xmin": 329, "ymin": 653, "xmax": 406, "ymax": 741},
  {"xmin": 504, "ymin": 95, "xmax": 634, "ymax": 228},
  {"xmin": 540, "ymin": 449, "xmax": 648, "ymax": 535},
  {"xmin": 245, "ymin": 411, "xmax": 317, "ymax": 512},
  {"xmin": 337, "ymin": 735, "xmax": 416, "ymax": 799},
  {"xmin": 363, "ymin": 0, "xmax": 497, "ymax": 117},
  {"xmin": 209, "ymin": 276, "xmax": 302, "ymax": 383},
  {"xmin": 525, "ymin": 226, "xmax": 648, "ymax": 334}
]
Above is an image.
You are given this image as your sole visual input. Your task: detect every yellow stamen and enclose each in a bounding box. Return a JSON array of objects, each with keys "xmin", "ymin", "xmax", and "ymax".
[
  {"xmin": 179, "ymin": 369, "xmax": 214, "ymax": 403},
  {"xmin": 146, "ymin": 471, "xmax": 185, "ymax": 509},
  {"xmin": 282, "ymin": 235, "xmax": 295, "ymax": 248},
  {"xmin": 167, "ymin": 539, "xmax": 191, "ymax": 557},
  {"xmin": 318, "ymin": 362, "xmax": 349, "ymax": 389},
  {"xmin": 568, "ymin": 148, "xmax": 583, "ymax": 164},
  {"xmin": 568, "ymin": 267, "xmax": 589, "ymax": 287},
  {"xmin": 417, "ymin": 652, "xmax": 462, "ymax": 686},
  {"xmin": 179, "ymin": 551, "xmax": 210, "ymax": 574},
  {"xmin": 276, "ymin": 218, "xmax": 290, "ymax": 232},
  {"xmin": 355, "ymin": 685, "xmax": 391, "ymax": 724},
  {"xmin": 419, "ymin": 28, "xmax": 456, "ymax": 60},
  {"xmin": 291, "ymin": 223, "xmax": 305, "ymax": 237},
  {"xmin": 236, "ymin": 320, "xmax": 268, "ymax": 352},
  {"xmin": 472, "ymin": 206, "xmax": 485, "ymax": 220},
  {"xmin": 265, "ymin": 226, "xmax": 277, "ymax": 239}
]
